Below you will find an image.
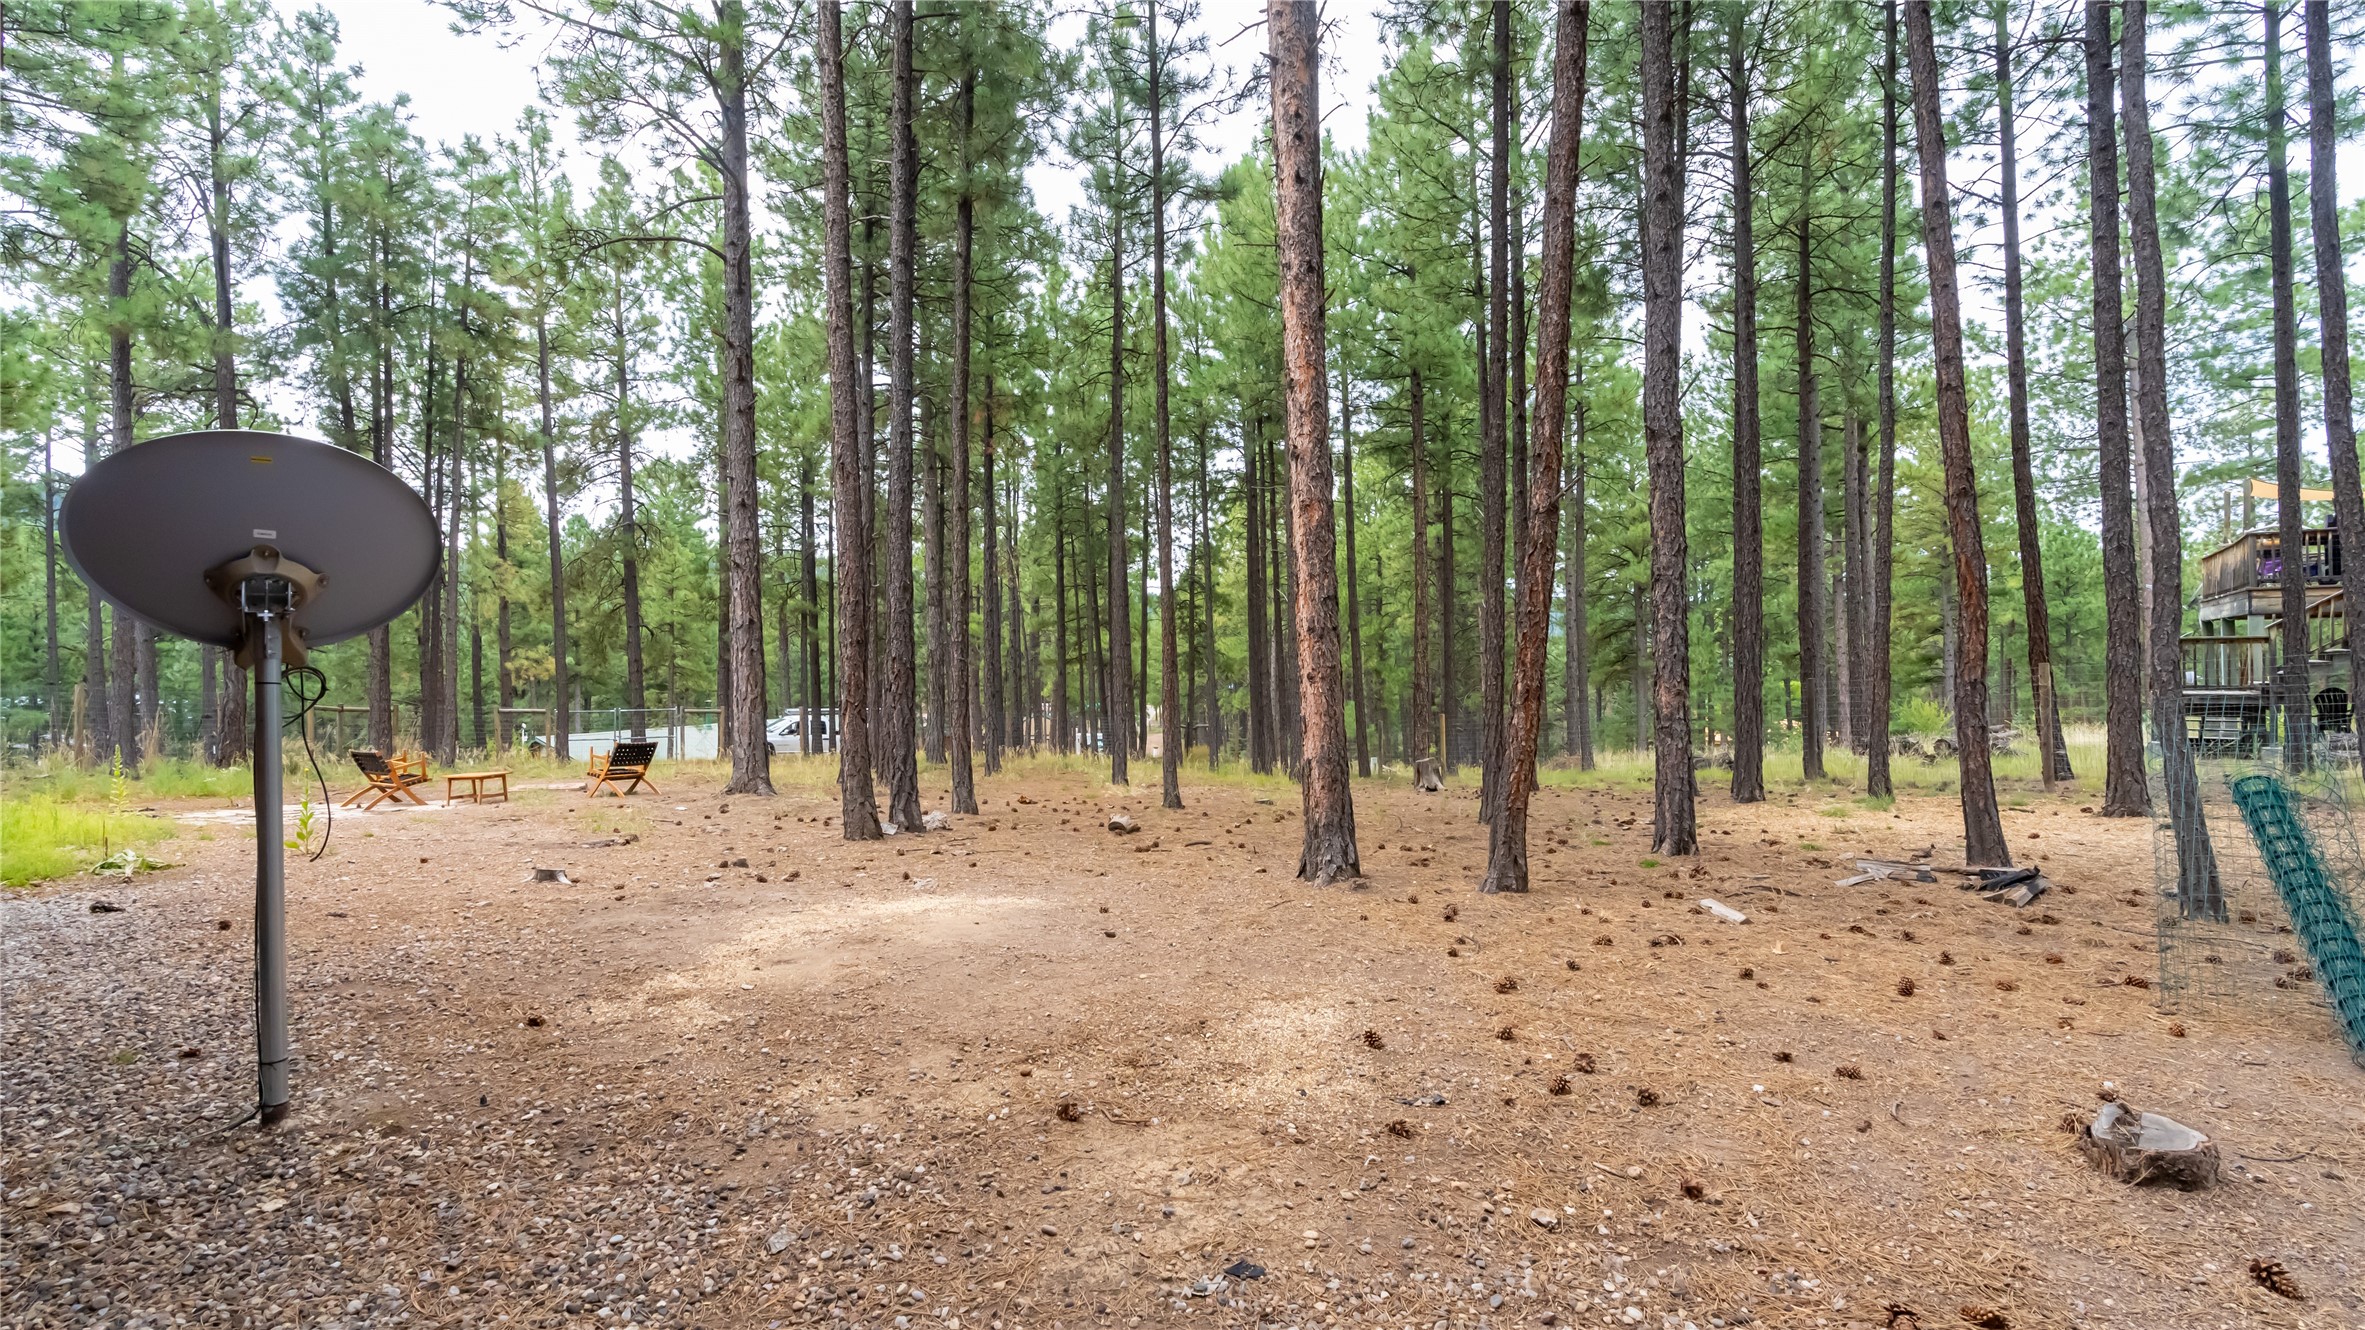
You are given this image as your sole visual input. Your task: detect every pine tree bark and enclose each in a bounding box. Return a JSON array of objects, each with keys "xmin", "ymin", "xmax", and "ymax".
[
  {"xmin": 1841, "ymin": 408, "xmax": 1868, "ymax": 751},
  {"xmin": 1641, "ymin": 0, "xmax": 1695, "ymax": 854},
  {"xmin": 1342, "ymin": 370, "xmax": 1370, "ymax": 778},
  {"xmin": 615, "ymin": 280, "xmax": 648, "ymax": 738},
  {"xmin": 107, "ymin": 234, "xmax": 141, "ymax": 774},
  {"xmin": 1105, "ymin": 90, "xmax": 1133, "ymax": 787},
  {"xmin": 1795, "ymin": 157, "xmax": 1825, "ymax": 782},
  {"xmin": 716, "ymin": 3, "xmax": 770, "ymax": 793},
  {"xmin": 1905, "ymin": 0, "xmax": 2009, "ymax": 868},
  {"xmin": 923, "ymin": 362, "xmax": 947, "ymax": 765},
  {"xmin": 2087, "ymin": 0, "xmax": 2149, "ymax": 817},
  {"xmin": 1995, "ymin": 14, "xmax": 2065, "ymax": 786},
  {"xmin": 533, "ymin": 315, "xmax": 570, "ymax": 760},
  {"xmin": 1054, "ymin": 495, "xmax": 1072, "ymax": 751},
  {"xmin": 1149, "ymin": 4, "xmax": 1181, "ymax": 806},
  {"xmin": 1409, "ymin": 369, "xmax": 1435, "ymax": 767},
  {"xmin": 982, "ymin": 385, "xmax": 1005, "ymax": 773},
  {"xmin": 1270, "ymin": 0, "xmax": 1358, "ymax": 885},
  {"xmin": 1866, "ymin": 0, "xmax": 1899, "ymax": 800},
  {"xmin": 1728, "ymin": 8, "xmax": 1765, "ymax": 802},
  {"xmin": 879, "ymin": 0, "xmax": 924, "ymax": 829},
  {"xmin": 948, "ymin": 58, "xmax": 979, "ymax": 814},
  {"xmin": 819, "ymin": 0, "xmax": 881, "ymax": 839},
  {"xmin": 1198, "ymin": 427, "xmax": 1221, "ymax": 763},
  {"xmin": 2307, "ymin": 0, "xmax": 2365, "ymax": 733},
  {"xmin": 1440, "ymin": 446, "xmax": 1458, "ymax": 770},
  {"xmin": 1245, "ymin": 416, "xmax": 1272, "ymax": 772},
  {"xmin": 2265, "ymin": 0, "xmax": 2310, "ymax": 771},
  {"xmin": 2126, "ymin": 0, "xmax": 2225, "ymax": 915},
  {"xmin": 1483, "ymin": 0, "xmax": 1588, "ymax": 895},
  {"xmin": 1478, "ymin": 0, "xmax": 1512, "ymax": 824},
  {"xmin": 1567, "ymin": 384, "xmax": 1592, "ymax": 768}
]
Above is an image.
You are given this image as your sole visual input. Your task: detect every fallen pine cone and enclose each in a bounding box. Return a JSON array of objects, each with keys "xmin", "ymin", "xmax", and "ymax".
[
  {"xmin": 1496, "ymin": 1026, "xmax": 1517, "ymax": 1042},
  {"xmin": 1549, "ymin": 1074, "xmax": 1573, "ymax": 1096},
  {"xmin": 1835, "ymin": 1063, "xmax": 1863, "ymax": 1080},
  {"xmin": 1362, "ymin": 1029, "xmax": 1385, "ymax": 1050},
  {"xmin": 1593, "ymin": 934, "xmax": 1615, "ymax": 947},
  {"xmin": 1897, "ymin": 976, "xmax": 1918, "ymax": 996},
  {"xmin": 1385, "ymin": 1119, "xmax": 1415, "ymax": 1140},
  {"xmin": 1566, "ymin": 959, "xmax": 1582, "ymax": 972},
  {"xmin": 2249, "ymin": 1257, "xmax": 2303, "ymax": 1300},
  {"xmin": 1571, "ymin": 1052, "xmax": 1597, "ymax": 1074},
  {"xmin": 1443, "ymin": 904, "xmax": 1458, "ymax": 922},
  {"xmin": 1958, "ymin": 1306, "xmax": 2010, "ymax": 1329},
  {"xmin": 1055, "ymin": 1100, "xmax": 1083, "ymax": 1122},
  {"xmin": 2122, "ymin": 974, "xmax": 2153, "ymax": 989},
  {"xmin": 1679, "ymin": 1177, "xmax": 1705, "ymax": 1200},
  {"xmin": 1634, "ymin": 1087, "xmax": 1660, "ymax": 1107},
  {"xmin": 2167, "ymin": 1021, "xmax": 2187, "ymax": 1038},
  {"xmin": 1885, "ymin": 1305, "xmax": 1920, "ymax": 1330},
  {"xmin": 1774, "ymin": 1050, "xmax": 1794, "ymax": 1063},
  {"xmin": 1495, "ymin": 975, "xmax": 1519, "ymax": 993}
]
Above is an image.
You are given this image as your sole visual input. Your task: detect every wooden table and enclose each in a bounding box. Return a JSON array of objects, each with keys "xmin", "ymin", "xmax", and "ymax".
[{"xmin": 443, "ymin": 770, "xmax": 511, "ymax": 805}]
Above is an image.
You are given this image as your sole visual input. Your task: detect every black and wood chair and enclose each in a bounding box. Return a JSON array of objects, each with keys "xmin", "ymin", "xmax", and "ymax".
[
  {"xmin": 586, "ymin": 740, "xmax": 660, "ymax": 798},
  {"xmin": 343, "ymin": 748, "xmax": 430, "ymax": 810}
]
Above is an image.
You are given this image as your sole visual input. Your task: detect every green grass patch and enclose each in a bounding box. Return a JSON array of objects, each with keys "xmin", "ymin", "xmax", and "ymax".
[
  {"xmin": 1, "ymin": 794, "xmax": 175, "ymax": 888},
  {"xmin": 19, "ymin": 757, "xmax": 251, "ymax": 803}
]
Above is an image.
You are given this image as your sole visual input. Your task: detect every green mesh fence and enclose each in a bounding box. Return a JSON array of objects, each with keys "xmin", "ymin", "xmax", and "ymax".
[{"xmin": 2228, "ymin": 773, "xmax": 2365, "ymax": 1069}]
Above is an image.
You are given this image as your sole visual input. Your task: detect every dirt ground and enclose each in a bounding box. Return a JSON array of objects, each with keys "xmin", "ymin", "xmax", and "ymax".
[{"xmin": 5, "ymin": 758, "xmax": 2363, "ymax": 1330}]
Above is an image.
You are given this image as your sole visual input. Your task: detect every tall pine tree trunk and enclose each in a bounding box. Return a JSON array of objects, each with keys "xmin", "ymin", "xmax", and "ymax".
[
  {"xmin": 819, "ymin": 0, "xmax": 880, "ymax": 838},
  {"xmin": 2265, "ymin": 0, "xmax": 2310, "ymax": 771},
  {"xmin": 1483, "ymin": 0, "xmax": 1589, "ymax": 894},
  {"xmin": 108, "ymin": 233, "xmax": 140, "ymax": 775},
  {"xmin": 717, "ymin": 3, "xmax": 771, "ymax": 794},
  {"xmin": 1270, "ymin": 0, "xmax": 1358, "ymax": 885},
  {"xmin": 1409, "ymin": 369, "xmax": 1435, "ymax": 767},
  {"xmin": 1866, "ymin": 0, "xmax": 1900, "ymax": 800},
  {"xmin": 1342, "ymin": 370, "xmax": 1370, "ymax": 778},
  {"xmin": 1641, "ymin": 0, "xmax": 1695, "ymax": 854},
  {"xmin": 1795, "ymin": 158, "xmax": 1825, "ymax": 782},
  {"xmin": 880, "ymin": 0, "xmax": 925, "ymax": 829},
  {"xmin": 948, "ymin": 58, "xmax": 978, "ymax": 814},
  {"xmin": 1150, "ymin": 5, "xmax": 1182, "ymax": 806},
  {"xmin": 1567, "ymin": 384, "xmax": 1592, "ymax": 769},
  {"xmin": 2307, "ymin": 0, "xmax": 2365, "ymax": 732},
  {"xmin": 982, "ymin": 384, "xmax": 1004, "ymax": 774},
  {"xmin": 2130, "ymin": 0, "xmax": 2225, "ymax": 915},
  {"xmin": 616, "ymin": 281, "xmax": 648, "ymax": 737},
  {"xmin": 1105, "ymin": 95, "xmax": 1133, "ymax": 787},
  {"xmin": 1728, "ymin": 8, "xmax": 1765, "ymax": 802},
  {"xmin": 1478, "ymin": 0, "xmax": 1512, "ymax": 823},
  {"xmin": 1906, "ymin": 0, "xmax": 2008, "ymax": 866},
  {"xmin": 536, "ymin": 317, "xmax": 570, "ymax": 760},
  {"xmin": 1996, "ymin": 12, "xmax": 2066, "ymax": 786},
  {"xmin": 2089, "ymin": 0, "xmax": 2150, "ymax": 816}
]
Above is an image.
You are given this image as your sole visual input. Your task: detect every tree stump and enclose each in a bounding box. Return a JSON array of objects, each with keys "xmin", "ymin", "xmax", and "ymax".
[{"xmin": 2079, "ymin": 1102, "xmax": 2217, "ymax": 1189}]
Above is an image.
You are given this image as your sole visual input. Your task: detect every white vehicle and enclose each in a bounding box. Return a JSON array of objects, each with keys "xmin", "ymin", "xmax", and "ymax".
[{"xmin": 766, "ymin": 711, "xmax": 836, "ymax": 755}]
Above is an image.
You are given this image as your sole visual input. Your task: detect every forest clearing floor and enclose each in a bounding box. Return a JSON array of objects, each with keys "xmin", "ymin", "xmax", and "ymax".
[{"xmin": 5, "ymin": 757, "xmax": 2362, "ymax": 1330}]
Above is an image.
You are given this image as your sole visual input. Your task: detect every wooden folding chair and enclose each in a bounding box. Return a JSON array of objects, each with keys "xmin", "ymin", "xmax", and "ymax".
[
  {"xmin": 586, "ymin": 740, "xmax": 660, "ymax": 798},
  {"xmin": 343, "ymin": 748, "xmax": 430, "ymax": 810}
]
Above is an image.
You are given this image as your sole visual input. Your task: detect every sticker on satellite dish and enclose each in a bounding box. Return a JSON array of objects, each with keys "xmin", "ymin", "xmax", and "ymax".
[{"xmin": 253, "ymin": 528, "xmax": 278, "ymax": 539}]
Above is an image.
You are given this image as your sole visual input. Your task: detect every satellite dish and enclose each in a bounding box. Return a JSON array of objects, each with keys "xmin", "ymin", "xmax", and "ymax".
[
  {"xmin": 62, "ymin": 429, "xmax": 438, "ymax": 1125},
  {"xmin": 61, "ymin": 429, "xmax": 439, "ymax": 659}
]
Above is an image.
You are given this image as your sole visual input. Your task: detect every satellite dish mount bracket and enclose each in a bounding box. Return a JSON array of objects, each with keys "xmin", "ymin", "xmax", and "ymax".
[{"xmin": 205, "ymin": 545, "xmax": 322, "ymax": 671}]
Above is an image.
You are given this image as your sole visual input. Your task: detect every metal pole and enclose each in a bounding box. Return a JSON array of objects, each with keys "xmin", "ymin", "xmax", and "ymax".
[{"xmin": 254, "ymin": 616, "xmax": 289, "ymax": 1124}]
